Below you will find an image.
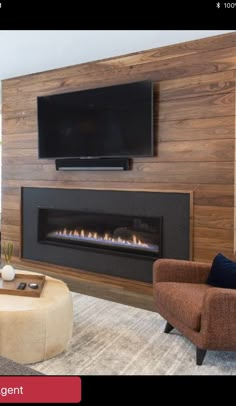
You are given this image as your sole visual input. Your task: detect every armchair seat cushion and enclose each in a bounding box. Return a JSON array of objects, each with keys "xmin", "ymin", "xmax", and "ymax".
[{"xmin": 154, "ymin": 282, "xmax": 213, "ymax": 332}]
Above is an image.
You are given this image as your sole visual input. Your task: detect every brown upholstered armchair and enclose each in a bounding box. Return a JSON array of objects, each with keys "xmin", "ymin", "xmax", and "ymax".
[{"xmin": 153, "ymin": 259, "xmax": 236, "ymax": 365}]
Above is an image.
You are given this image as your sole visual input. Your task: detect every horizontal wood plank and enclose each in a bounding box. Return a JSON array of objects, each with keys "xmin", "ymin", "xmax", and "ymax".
[
  {"xmin": 194, "ymin": 206, "xmax": 234, "ymax": 229},
  {"xmin": 2, "ymin": 194, "xmax": 21, "ymax": 211},
  {"xmin": 155, "ymin": 139, "xmax": 234, "ymax": 162},
  {"xmin": 2, "ymin": 162, "xmax": 234, "ymax": 184},
  {"xmin": 194, "ymin": 226, "xmax": 234, "ymax": 251},
  {"xmin": 3, "ymin": 132, "xmax": 37, "ymax": 149},
  {"xmin": 1, "ymin": 186, "xmax": 19, "ymax": 195},
  {"xmin": 3, "ymin": 115, "xmax": 36, "ymax": 134},
  {"xmin": 158, "ymin": 70, "xmax": 235, "ymax": 101},
  {"xmin": 193, "ymin": 184, "xmax": 234, "ymax": 207},
  {"xmin": 1, "ymin": 209, "xmax": 20, "ymax": 226},
  {"xmin": 1, "ymin": 225, "xmax": 20, "ymax": 242},
  {"xmin": 158, "ymin": 116, "xmax": 235, "ymax": 142},
  {"xmin": 158, "ymin": 92, "xmax": 235, "ymax": 121},
  {"xmin": 2, "ymin": 149, "xmax": 51, "ymax": 165}
]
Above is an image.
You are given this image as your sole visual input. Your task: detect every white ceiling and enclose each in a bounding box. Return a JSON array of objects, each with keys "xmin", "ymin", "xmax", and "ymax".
[{"xmin": 0, "ymin": 30, "xmax": 235, "ymax": 81}]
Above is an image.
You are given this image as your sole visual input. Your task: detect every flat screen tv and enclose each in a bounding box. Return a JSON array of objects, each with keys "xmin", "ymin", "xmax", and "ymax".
[{"xmin": 37, "ymin": 81, "xmax": 153, "ymax": 159}]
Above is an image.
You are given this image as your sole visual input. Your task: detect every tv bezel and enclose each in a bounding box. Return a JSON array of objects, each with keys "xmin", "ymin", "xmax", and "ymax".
[{"xmin": 37, "ymin": 80, "xmax": 154, "ymax": 159}]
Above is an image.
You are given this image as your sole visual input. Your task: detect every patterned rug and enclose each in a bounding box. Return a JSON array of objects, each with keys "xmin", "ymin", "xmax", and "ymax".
[{"xmin": 32, "ymin": 292, "xmax": 236, "ymax": 375}]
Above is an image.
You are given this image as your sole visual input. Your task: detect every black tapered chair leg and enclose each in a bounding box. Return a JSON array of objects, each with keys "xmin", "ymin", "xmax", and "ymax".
[
  {"xmin": 196, "ymin": 347, "xmax": 207, "ymax": 365},
  {"xmin": 164, "ymin": 321, "xmax": 174, "ymax": 334}
]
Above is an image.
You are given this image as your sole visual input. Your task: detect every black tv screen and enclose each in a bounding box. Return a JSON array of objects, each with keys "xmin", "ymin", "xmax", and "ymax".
[{"xmin": 37, "ymin": 81, "xmax": 153, "ymax": 159}]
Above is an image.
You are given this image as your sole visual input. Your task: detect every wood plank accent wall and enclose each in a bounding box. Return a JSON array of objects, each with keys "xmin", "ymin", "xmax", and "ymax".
[{"xmin": 1, "ymin": 32, "xmax": 236, "ymax": 308}]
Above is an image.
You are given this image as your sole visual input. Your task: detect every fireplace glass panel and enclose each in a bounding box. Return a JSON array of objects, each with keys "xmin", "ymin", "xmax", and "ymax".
[{"xmin": 38, "ymin": 208, "xmax": 162, "ymax": 258}]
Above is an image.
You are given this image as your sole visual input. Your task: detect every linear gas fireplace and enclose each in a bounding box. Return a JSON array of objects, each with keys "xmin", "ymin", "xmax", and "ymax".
[
  {"xmin": 38, "ymin": 209, "xmax": 162, "ymax": 259},
  {"xmin": 22, "ymin": 188, "xmax": 190, "ymax": 283}
]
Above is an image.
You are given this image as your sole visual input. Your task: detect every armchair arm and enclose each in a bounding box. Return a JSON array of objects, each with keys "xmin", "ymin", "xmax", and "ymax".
[
  {"xmin": 201, "ymin": 288, "xmax": 236, "ymax": 349},
  {"xmin": 153, "ymin": 258, "xmax": 211, "ymax": 284}
]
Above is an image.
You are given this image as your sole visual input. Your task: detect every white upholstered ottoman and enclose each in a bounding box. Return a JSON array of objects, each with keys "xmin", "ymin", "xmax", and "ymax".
[{"xmin": 0, "ymin": 270, "xmax": 73, "ymax": 364}]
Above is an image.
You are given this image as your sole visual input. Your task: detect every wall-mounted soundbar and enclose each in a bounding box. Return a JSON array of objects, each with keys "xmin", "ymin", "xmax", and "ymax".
[{"xmin": 55, "ymin": 158, "xmax": 131, "ymax": 171}]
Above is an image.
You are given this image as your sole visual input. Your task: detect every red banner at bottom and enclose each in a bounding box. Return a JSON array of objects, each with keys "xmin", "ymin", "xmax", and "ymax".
[{"xmin": 0, "ymin": 376, "xmax": 81, "ymax": 403}]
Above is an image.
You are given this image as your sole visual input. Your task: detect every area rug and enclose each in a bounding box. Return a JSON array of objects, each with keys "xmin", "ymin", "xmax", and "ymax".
[{"xmin": 32, "ymin": 292, "xmax": 236, "ymax": 375}]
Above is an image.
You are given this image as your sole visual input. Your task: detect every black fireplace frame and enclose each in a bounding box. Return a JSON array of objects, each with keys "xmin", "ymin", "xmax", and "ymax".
[{"xmin": 22, "ymin": 188, "xmax": 191, "ymax": 283}]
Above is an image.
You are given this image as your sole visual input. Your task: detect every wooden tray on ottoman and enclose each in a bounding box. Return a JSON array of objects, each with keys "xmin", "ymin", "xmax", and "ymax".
[{"xmin": 0, "ymin": 273, "xmax": 46, "ymax": 297}]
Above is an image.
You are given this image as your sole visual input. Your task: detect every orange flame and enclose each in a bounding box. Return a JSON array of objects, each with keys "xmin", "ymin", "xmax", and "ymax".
[{"xmin": 48, "ymin": 228, "xmax": 149, "ymax": 248}]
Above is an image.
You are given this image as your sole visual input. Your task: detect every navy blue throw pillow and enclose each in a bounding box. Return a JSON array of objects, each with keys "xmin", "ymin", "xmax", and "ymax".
[{"xmin": 207, "ymin": 253, "xmax": 236, "ymax": 289}]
